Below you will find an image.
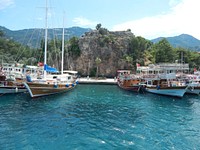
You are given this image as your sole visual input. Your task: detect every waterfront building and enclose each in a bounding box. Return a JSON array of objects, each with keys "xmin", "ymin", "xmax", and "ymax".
[{"xmin": 136, "ymin": 63, "xmax": 189, "ymax": 75}]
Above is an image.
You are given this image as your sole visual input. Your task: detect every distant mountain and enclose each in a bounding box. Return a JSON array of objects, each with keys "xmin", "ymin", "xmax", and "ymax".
[
  {"xmin": 0, "ymin": 26, "xmax": 91, "ymax": 48},
  {"xmin": 151, "ymin": 34, "xmax": 200, "ymax": 51},
  {"xmin": 2, "ymin": 26, "xmax": 200, "ymax": 52}
]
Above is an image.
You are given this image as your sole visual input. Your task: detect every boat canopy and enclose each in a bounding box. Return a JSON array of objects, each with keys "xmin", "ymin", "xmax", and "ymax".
[{"xmin": 44, "ymin": 64, "xmax": 58, "ymax": 73}]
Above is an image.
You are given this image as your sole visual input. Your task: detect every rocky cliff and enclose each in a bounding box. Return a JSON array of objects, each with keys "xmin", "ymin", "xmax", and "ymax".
[{"xmin": 68, "ymin": 29, "xmax": 135, "ymax": 77}]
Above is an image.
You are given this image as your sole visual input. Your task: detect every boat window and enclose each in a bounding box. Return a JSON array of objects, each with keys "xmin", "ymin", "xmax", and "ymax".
[
  {"xmin": 147, "ymin": 81, "xmax": 152, "ymax": 85},
  {"xmin": 53, "ymin": 76, "xmax": 57, "ymax": 79}
]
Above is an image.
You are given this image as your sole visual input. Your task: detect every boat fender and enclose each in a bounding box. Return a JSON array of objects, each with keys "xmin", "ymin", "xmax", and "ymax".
[
  {"xmin": 72, "ymin": 83, "xmax": 75, "ymax": 87},
  {"xmin": 54, "ymin": 84, "xmax": 58, "ymax": 88},
  {"xmin": 26, "ymin": 75, "xmax": 32, "ymax": 82},
  {"xmin": 76, "ymin": 81, "xmax": 79, "ymax": 84},
  {"xmin": 65, "ymin": 84, "xmax": 69, "ymax": 87},
  {"xmin": 15, "ymin": 87, "xmax": 18, "ymax": 92},
  {"xmin": 156, "ymin": 85, "xmax": 160, "ymax": 90}
]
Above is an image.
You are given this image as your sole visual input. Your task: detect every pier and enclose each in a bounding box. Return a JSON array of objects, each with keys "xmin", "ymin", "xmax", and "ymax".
[{"xmin": 77, "ymin": 77, "xmax": 117, "ymax": 85}]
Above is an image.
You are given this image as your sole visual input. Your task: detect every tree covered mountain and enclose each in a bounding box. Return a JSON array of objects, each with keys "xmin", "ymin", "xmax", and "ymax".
[
  {"xmin": 1, "ymin": 25, "xmax": 200, "ymax": 76},
  {"xmin": 0, "ymin": 26, "xmax": 91, "ymax": 48},
  {"xmin": 151, "ymin": 34, "xmax": 200, "ymax": 51},
  {"xmin": 2, "ymin": 26, "xmax": 200, "ymax": 51}
]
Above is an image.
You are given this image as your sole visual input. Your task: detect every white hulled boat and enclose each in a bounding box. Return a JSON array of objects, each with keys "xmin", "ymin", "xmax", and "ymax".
[
  {"xmin": 0, "ymin": 71, "xmax": 27, "ymax": 94},
  {"xmin": 144, "ymin": 73, "xmax": 187, "ymax": 98}
]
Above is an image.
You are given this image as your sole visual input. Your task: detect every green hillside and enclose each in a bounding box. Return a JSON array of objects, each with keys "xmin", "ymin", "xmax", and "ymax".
[
  {"xmin": 151, "ymin": 34, "xmax": 200, "ymax": 51},
  {"xmin": 0, "ymin": 26, "xmax": 91, "ymax": 48}
]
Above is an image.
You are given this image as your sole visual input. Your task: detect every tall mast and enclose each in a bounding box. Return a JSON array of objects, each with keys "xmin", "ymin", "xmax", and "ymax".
[
  {"xmin": 61, "ymin": 12, "xmax": 65, "ymax": 75},
  {"xmin": 44, "ymin": 0, "xmax": 48, "ymax": 79},
  {"xmin": 181, "ymin": 51, "xmax": 184, "ymax": 73}
]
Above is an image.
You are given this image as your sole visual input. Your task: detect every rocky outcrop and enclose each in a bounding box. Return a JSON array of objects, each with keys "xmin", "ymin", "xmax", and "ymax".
[{"xmin": 69, "ymin": 30, "xmax": 135, "ymax": 77}]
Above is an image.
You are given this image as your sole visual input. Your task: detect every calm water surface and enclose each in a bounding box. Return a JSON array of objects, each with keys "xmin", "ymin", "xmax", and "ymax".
[{"xmin": 0, "ymin": 84, "xmax": 200, "ymax": 149}]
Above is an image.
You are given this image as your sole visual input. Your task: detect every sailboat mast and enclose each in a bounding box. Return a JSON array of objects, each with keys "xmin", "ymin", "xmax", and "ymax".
[
  {"xmin": 44, "ymin": 0, "xmax": 48, "ymax": 79},
  {"xmin": 61, "ymin": 13, "xmax": 65, "ymax": 75}
]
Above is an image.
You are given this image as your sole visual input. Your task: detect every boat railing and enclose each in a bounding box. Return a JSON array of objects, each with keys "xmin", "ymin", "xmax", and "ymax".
[
  {"xmin": 118, "ymin": 74, "xmax": 140, "ymax": 81},
  {"xmin": 142, "ymin": 74, "xmax": 159, "ymax": 80},
  {"xmin": 169, "ymin": 80, "xmax": 186, "ymax": 87},
  {"xmin": 187, "ymin": 82, "xmax": 200, "ymax": 87},
  {"xmin": 0, "ymin": 80, "xmax": 21, "ymax": 87}
]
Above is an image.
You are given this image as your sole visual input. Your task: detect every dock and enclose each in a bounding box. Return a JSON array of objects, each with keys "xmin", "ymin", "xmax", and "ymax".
[{"xmin": 77, "ymin": 78, "xmax": 117, "ymax": 85}]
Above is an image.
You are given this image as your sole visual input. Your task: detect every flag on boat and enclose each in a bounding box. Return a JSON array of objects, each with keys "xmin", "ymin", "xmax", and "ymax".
[
  {"xmin": 136, "ymin": 63, "xmax": 140, "ymax": 67},
  {"xmin": 38, "ymin": 62, "xmax": 44, "ymax": 67}
]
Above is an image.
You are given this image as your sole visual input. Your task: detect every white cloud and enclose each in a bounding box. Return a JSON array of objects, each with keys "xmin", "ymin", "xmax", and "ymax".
[
  {"xmin": 73, "ymin": 17, "xmax": 97, "ymax": 28},
  {"xmin": 0, "ymin": 0, "xmax": 14, "ymax": 10},
  {"xmin": 112, "ymin": 0, "xmax": 200, "ymax": 40},
  {"xmin": 169, "ymin": 0, "xmax": 182, "ymax": 7}
]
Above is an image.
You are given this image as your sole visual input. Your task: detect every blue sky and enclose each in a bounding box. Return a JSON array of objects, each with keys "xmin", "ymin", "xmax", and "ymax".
[{"xmin": 0, "ymin": 0, "xmax": 200, "ymax": 40}]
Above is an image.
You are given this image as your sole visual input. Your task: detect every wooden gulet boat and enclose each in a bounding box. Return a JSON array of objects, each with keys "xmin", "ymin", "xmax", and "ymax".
[
  {"xmin": 24, "ymin": 3, "xmax": 78, "ymax": 98},
  {"xmin": 24, "ymin": 80, "xmax": 76, "ymax": 98},
  {"xmin": 117, "ymin": 70, "xmax": 145, "ymax": 93},
  {"xmin": 24, "ymin": 67, "xmax": 78, "ymax": 98}
]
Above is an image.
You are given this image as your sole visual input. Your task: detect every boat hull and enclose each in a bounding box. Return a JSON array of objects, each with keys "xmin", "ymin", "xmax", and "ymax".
[
  {"xmin": 118, "ymin": 83, "xmax": 145, "ymax": 93},
  {"xmin": 186, "ymin": 86, "xmax": 200, "ymax": 95},
  {"xmin": 0, "ymin": 86, "xmax": 27, "ymax": 94},
  {"xmin": 146, "ymin": 87, "xmax": 186, "ymax": 98},
  {"xmin": 24, "ymin": 82, "xmax": 76, "ymax": 98},
  {"xmin": 117, "ymin": 75, "xmax": 144, "ymax": 92}
]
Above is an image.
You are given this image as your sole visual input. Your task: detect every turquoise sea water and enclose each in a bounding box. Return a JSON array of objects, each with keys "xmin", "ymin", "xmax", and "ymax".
[{"xmin": 0, "ymin": 84, "xmax": 200, "ymax": 149}]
